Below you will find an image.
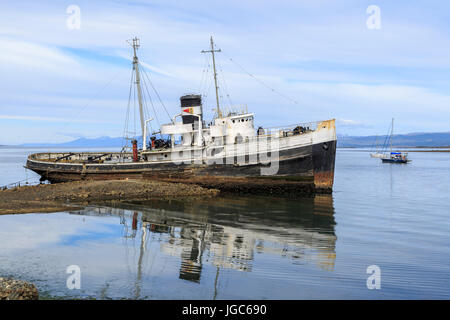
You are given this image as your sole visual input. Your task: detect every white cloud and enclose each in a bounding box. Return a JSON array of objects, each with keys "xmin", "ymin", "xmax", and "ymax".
[
  {"xmin": 1, "ymin": 0, "xmax": 450, "ymax": 142},
  {"xmin": 338, "ymin": 119, "xmax": 364, "ymax": 126},
  {"xmin": 0, "ymin": 37, "xmax": 79, "ymax": 72},
  {"xmin": 0, "ymin": 114, "xmax": 115, "ymax": 123},
  {"xmin": 0, "ymin": 213, "xmax": 117, "ymax": 253}
]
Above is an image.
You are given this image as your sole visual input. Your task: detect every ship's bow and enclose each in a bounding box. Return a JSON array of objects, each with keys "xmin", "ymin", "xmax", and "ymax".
[{"xmin": 312, "ymin": 119, "xmax": 337, "ymax": 192}]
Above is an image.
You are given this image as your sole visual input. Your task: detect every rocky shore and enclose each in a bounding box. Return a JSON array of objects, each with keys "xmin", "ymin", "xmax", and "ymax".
[
  {"xmin": 0, "ymin": 179, "xmax": 219, "ymax": 215},
  {"xmin": 0, "ymin": 278, "xmax": 39, "ymax": 300}
]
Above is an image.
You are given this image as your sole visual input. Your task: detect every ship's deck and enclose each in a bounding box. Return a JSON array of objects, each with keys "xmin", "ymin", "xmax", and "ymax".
[
  {"xmin": 26, "ymin": 120, "xmax": 333, "ymax": 165},
  {"xmin": 27, "ymin": 152, "xmax": 138, "ymax": 164}
]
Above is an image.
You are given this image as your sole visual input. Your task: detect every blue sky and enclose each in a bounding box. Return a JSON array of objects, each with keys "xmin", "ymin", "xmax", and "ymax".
[{"xmin": 0, "ymin": 0, "xmax": 449, "ymax": 144}]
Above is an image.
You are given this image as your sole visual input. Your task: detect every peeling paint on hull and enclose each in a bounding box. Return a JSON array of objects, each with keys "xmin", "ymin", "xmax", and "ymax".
[{"xmin": 26, "ymin": 139, "xmax": 336, "ymax": 194}]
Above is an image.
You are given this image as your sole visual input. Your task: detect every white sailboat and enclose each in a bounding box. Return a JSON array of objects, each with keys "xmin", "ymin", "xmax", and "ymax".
[
  {"xmin": 370, "ymin": 136, "xmax": 385, "ymax": 158},
  {"xmin": 379, "ymin": 118, "xmax": 410, "ymax": 163}
]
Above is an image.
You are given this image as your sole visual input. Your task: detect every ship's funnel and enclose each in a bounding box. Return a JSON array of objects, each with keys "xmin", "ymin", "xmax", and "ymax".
[{"xmin": 180, "ymin": 94, "xmax": 202, "ymax": 124}]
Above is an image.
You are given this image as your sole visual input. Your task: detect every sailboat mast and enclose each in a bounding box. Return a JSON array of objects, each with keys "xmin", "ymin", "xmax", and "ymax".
[
  {"xmin": 390, "ymin": 118, "xmax": 394, "ymax": 154},
  {"xmin": 131, "ymin": 37, "xmax": 146, "ymax": 140},
  {"xmin": 202, "ymin": 36, "xmax": 222, "ymax": 118}
]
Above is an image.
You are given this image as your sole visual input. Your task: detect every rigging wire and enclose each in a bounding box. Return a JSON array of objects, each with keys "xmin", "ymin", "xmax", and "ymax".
[
  {"xmin": 139, "ymin": 76, "xmax": 153, "ymax": 138},
  {"xmin": 122, "ymin": 68, "xmax": 135, "ymax": 149},
  {"xmin": 370, "ymin": 135, "xmax": 378, "ymax": 153},
  {"xmin": 204, "ymin": 74, "xmax": 216, "ymax": 117},
  {"xmin": 63, "ymin": 67, "xmax": 126, "ymax": 129},
  {"xmin": 140, "ymin": 71, "xmax": 161, "ymax": 130},
  {"xmin": 198, "ymin": 53, "xmax": 213, "ymax": 118},
  {"xmin": 202, "ymin": 62, "xmax": 212, "ymax": 109},
  {"xmin": 123, "ymin": 59, "xmax": 175, "ymax": 149},
  {"xmin": 139, "ymin": 63, "xmax": 173, "ymax": 124},
  {"xmin": 380, "ymin": 122, "xmax": 393, "ymax": 152},
  {"xmin": 142, "ymin": 95, "xmax": 154, "ymax": 137},
  {"xmin": 215, "ymin": 54, "xmax": 233, "ymax": 108},
  {"xmin": 201, "ymin": 55, "xmax": 212, "ymax": 97},
  {"xmin": 217, "ymin": 75, "xmax": 231, "ymax": 111},
  {"xmin": 221, "ymin": 51, "xmax": 299, "ymax": 105},
  {"xmin": 198, "ymin": 54, "xmax": 209, "ymax": 94}
]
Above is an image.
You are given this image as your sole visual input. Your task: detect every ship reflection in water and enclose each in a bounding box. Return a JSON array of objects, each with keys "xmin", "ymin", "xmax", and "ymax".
[{"xmin": 69, "ymin": 194, "xmax": 336, "ymax": 298}]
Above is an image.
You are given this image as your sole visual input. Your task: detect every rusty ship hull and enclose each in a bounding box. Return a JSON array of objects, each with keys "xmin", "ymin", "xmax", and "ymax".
[{"xmin": 26, "ymin": 130, "xmax": 336, "ymax": 194}]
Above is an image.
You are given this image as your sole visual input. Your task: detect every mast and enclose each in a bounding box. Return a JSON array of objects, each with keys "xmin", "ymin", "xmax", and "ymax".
[
  {"xmin": 131, "ymin": 37, "xmax": 146, "ymax": 140},
  {"xmin": 202, "ymin": 36, "xmax": 222, "ymax": 118},
  {"xmin": 390, "ymin": 118, "xmax": 394, "ymax": 154}
]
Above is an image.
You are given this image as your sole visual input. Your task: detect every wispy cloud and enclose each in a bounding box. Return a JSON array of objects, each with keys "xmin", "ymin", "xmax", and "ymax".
[
  {"xmin": 0, "ymin": 37, "xmax": 79, "ymax": 72},
  {"xmin": 0, "ymin": 114, "xmax": 116, "ymax": 124},
  {"xmin": 1, "ymin": 0, "xmax": 450, "ymax": 143},
  {"xmin": 337, "ymin": 118, "xmax": 371, "ymax": 128}
]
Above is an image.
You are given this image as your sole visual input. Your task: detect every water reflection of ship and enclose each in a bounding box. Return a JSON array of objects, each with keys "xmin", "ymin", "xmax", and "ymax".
[{"xmin": 71, "ymin": 194, "xmax": 336, "ymax": 292}]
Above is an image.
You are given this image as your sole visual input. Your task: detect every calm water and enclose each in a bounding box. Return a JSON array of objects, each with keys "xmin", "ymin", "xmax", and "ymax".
[{"xmin": 0, "ymin": 147, "xmax": 449, "ymax": 299}]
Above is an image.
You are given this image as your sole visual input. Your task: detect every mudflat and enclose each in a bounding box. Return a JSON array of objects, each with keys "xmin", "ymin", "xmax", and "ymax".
[{"xmin": 0, "ymin": 179, "xmax": 219, "ymax": 215}]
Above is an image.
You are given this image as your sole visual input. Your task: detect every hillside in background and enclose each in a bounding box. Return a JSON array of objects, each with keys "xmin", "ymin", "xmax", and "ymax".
[
  {"xmin": 15, "ymin": 132, "xmax": 450, "ymax": 148},
  {"xmin": 338, "ymin": 132, "xmax": 450, "ymax": 148},
  {"xmin": 21, "ymin": 136, "xmax": 129, "ymax": 148}
]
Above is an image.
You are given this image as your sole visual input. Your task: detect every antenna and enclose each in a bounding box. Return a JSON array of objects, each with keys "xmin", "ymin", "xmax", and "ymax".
[{"xmin": 201, "ymin": 36, "xmax": 222, "ymax": 118}]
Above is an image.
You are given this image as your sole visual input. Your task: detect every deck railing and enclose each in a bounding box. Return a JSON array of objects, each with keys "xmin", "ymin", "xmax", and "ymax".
[
  {"xmin": 27, "ymin": 120, "xmax": 327, "ymax": 160},
  {"xmin": 28, "ymin": 151, "xmax": 134, "ymax": 163},
  {"xmin": 262, "ymin": 121, "xmax": 318, "ymax": 134}
]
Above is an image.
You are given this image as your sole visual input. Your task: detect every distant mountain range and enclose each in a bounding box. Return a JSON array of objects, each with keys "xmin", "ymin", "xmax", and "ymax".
[
  {"xmin": 338, "ymin": 132, "xmax": 450, "ymax": 148},
  {"xmin": 16, "ymin": 132, "xmax": 450, "ymax": 148},
  {"xmin": 21, "ymin": 136, "xmax": 137, "ymax": 148}
]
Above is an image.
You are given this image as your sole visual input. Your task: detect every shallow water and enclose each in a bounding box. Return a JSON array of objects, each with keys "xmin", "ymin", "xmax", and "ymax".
[{"xmin": 0, "ymin": 147, "xmax": 449, "ymax": 299}]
